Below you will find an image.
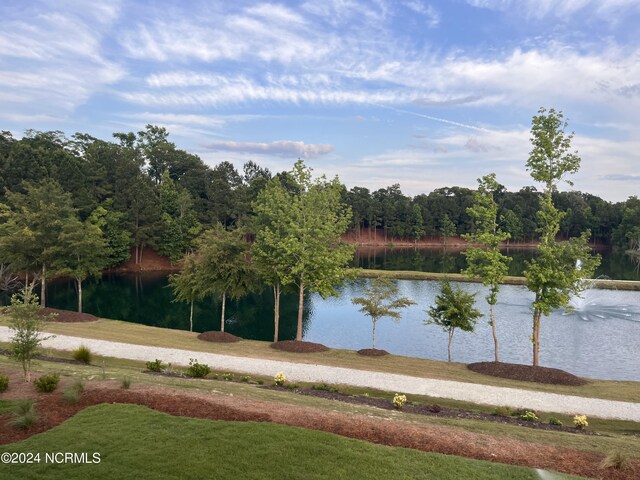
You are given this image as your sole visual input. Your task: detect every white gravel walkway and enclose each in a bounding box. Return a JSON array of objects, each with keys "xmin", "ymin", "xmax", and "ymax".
[{"xmin": 1, "ymin": 326, "xmax": 639, "ymax": 422}]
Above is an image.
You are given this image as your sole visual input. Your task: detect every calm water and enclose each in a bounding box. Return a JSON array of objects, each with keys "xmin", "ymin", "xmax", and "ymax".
[
  {"xmin": 39, "ymin": 272, "xmax": 640, "ymax": 381},
  {"xmin": 354, "ymin": 247, "xmax": 640, "ymax": 280}
]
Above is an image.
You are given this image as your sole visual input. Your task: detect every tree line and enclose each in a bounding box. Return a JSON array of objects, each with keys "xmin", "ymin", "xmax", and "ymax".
[{"xmin": 0, "ymin": 126, "xmax": 637, "ymax": 271}]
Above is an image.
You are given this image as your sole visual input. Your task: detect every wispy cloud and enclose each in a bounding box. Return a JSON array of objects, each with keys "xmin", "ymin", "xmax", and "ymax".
[{"xmin": 202, "ymin": 140, "xmax": 334, "ymax": 158}]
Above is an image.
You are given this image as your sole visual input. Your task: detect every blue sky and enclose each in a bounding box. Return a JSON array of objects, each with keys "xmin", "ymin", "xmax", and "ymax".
[{"xmin": 1, "ymin": 0, "xmax": 639, "ymax": 201}]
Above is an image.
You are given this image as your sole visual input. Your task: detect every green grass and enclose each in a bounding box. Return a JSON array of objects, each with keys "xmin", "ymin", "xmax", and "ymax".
[
  {"xmin": 357, "ymin": 268, "xmax": 640, "ymax": 290},
  {"xmin": 5, "ymin": 316, "xmax": 637, "ymax": 403},
  {"xmin": 0, "ymin": 404, "xmax": 584, "ymax": 479}
]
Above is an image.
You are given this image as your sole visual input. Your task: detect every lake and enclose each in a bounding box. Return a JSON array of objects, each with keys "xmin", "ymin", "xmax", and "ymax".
[{"xmin": 41, "ymin": 272, "xmax": 640, "ymax": 381}]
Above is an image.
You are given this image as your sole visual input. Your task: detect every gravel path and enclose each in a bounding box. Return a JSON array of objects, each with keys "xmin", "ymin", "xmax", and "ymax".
[{"xmin": 1, "ymin": 326, "xmax": 639, "ymax": 422}]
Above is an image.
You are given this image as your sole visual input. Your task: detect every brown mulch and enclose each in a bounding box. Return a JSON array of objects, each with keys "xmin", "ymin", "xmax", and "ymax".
[
  {"xmin": 268, "ymin": 386, "xmax": 593, "ymax": 435},
  {"xmin": 270, "ymin": 340, "xmax": 329, "ymax": 353},
  {"xmin": 468, "ymin": 362, "xmax": 589, "ymax": 386},
  {"xmin": 197, "ymin": 331, "xmax": 242, "ymax": 343},
  {"xmin": 357, "ymin": 348, "xmax": 389, "ymax": 356},
  {"xmin": 41, "ymin": 308, "xmax": 98, "ymax": 323},
  {"xmin": 0, "ymin": 377, "xmax": 637, "ymax": 479}
]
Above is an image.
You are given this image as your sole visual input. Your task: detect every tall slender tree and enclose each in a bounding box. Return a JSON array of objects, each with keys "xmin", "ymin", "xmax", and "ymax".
[
  {"xmin": 168, "ymin": 253, "xmax": 202, "ymax": 332},
  {"xmin": 463, "ymin": 174, "xmax": 511, "ymax": 362},
  {"xmin": 524, "ymin": 108, "xmax": 600, "ymax": 367}
]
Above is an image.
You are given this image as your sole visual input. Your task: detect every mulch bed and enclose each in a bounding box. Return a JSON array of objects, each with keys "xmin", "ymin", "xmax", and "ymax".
[
  {"xmin": 467, "ymin": 362, "xmax": 589, "ymax": 386},
  {"xmin": 357, "ymin": 348, "xmax": 389, "ymax": 356},
  {"xmin": 0, "ymin": 382, "xmax": 637, "ymax": 479},
  {"xmin": 270, "ymin": 340, "xmax": 329, "ymax": 353},
  {"xmin": 265, "ymin": 386, "xmax": 594, "ymax": 435},
  {"xmin": 41, "ymin": 308, "xmax": 98, "ymax": 323},
  {"xmin": 197, "ymin": 331, "xmax": 242, "ymax": 343}
]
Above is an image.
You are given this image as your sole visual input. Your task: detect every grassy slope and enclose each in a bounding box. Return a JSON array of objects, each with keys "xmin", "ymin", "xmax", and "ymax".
[
  {"xmin": 6, "ymin": 316, "xmax": 637, "ymax": 403},
  {"xmin": 2, "ymin": 353, "xmax": 639, "ymax": 461},
  {"xmin": 0, "ymin": 404, "xmax": 584, "ymax": 480}
]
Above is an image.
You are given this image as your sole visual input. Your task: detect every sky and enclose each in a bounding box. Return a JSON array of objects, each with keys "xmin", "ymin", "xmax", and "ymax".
[{"xmin": 1, "ymin": 0, "xmax": 639, "ymax": 202}]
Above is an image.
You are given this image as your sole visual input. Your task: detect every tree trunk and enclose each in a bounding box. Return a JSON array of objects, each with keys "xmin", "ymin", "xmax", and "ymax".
[
  {"xmin": 533, "ymin": 309, "xmax": 541, "ymax": 367},
  {"xmin": 447, "ymin": 329, "xmax": 454, "ymax": 362},
  {"xmin": 490, "ymin": 303, "xmax": 499, "ymax": 362},
  {"xmin": 273, "ymin": 284, "xmax": 281, "ymax": 343},
  {"xmin": 40, "ymin": 264, "xmax": 46, "ymax": 307},
  {"xmin": 296, "ymin": 281, "xmax": 304, "ymax": 341},
  {"xmin": 76, "ymin": 277, "xmax": 83, "ymax": 313},
  {"xmin": 220, "ymin": 292, "xmax": 226, "ymax": 332},
  {"xmin": 135, "ymin": 244, "xmax": 139, "ymax": 265},
  {"xmin": 189, "ymin": 299, "xmax": 194, "ymax": 332},
  {"xmin": 372, "ymin": 319, "xmax": 377, "ymax": 349}
]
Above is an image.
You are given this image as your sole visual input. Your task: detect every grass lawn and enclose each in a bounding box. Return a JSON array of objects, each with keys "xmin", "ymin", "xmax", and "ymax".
[
  {"xmin": 5, "ymin": 315, "xmax": 637, "ymax": 403},
  {"xmin": 0, "ymin": 404, "xmax": 585, "ymax": 480}
]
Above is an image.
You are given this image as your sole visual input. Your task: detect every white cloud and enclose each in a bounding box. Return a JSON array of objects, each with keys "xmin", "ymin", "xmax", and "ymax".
[
  {"xmin": 202, "ymin": 140, "xmax": 335, "ymax": 158},
  {"xmin": 403, "ymin": 1, "xmax": 440, "ymax": 27}
]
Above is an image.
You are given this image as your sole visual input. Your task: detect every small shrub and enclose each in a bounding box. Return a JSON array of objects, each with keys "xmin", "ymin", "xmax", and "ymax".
[
  {"xmin": 600, "ymin": 451, "xmax": 629, "ymax": 470},
  {"xmin": 256, "ymin": 379, "xmax": 264, "ymax": 385},
  {"xmin": 492, "ymin": 406, "xmax": 512, "ymax": 417},
  {"xmin": 0, "ymin": 373, "xmax": 8, "ymax": 393},
  {"xmin": 10, "ymin": 400, "xmax": 38, "ymax": 429},
  {"xmin": 33, "ymin": 373, "xmax": 60, "ymax": 393},
  {"xmin": 393, "ymin": 393, "xmax": 407, "ymax": 409},
  {"xmin": 311, "ymin": 383, "xmax": 338, "ymax": 393},
  {"xmin": 72, "ymin": 345, "xmax": 93, "ymax": 364},
  {"xmin": 186, "ymin": 359, "xmax": 210, "ymax": 378},
  {"xmin": 549, "ymin": 417, "xmax": 563, "ymax": 426},
  {"xmin": 520, "ymin": 411, "xmax": 539, "ymax": 422},
  {"xmin": 63, "ymin": 380, "xmax": 85, "ymax": 404},
  {"xmin": 274, "ymin": 372, "xmax": 286, "ymax": 386},
  {"xmin": 240, "ymin": 375, "xmax": 251, "ymax": 383},
  {"xmin": 221, "ymin": 372, "xmax": 233, "ymax": 381},
  {"xmin": 285, "ymin": 383, "xmax": 299, "ymax": 390},
  {"xmin": 121, "ymin": 376, "xmax": 131, "ymax": 389},
  {"xmin": 573, "ymin": 414, "xmax": 588, "ymax": 429},
  {"xmin": 146, "ymin": 359, "xmax": 165, "ymax": 372}
]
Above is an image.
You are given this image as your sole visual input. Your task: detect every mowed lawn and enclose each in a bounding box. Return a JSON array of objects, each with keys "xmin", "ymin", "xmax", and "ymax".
[{"xmin": 0, "ymin": 404, "xmax": 584, "ymax": 480}]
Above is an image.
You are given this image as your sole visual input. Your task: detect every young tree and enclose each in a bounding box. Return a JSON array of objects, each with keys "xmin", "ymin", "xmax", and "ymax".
[
  {"xmin": 352, "ymin": 277, "xmax": 415, "ymax": 349},
  {"xmin": 51, "ymin": 211, "xmax": 109, "ymax": 313},
  {"xmin": 409, "ymin": 204, "xmax": 426, "ymax": 245},
  {"xmin": 426, "ymin": 280, "xmax": 481, "ymax": 362},
  {"xmin": 168, "ymin": 253, "xmax": 202, "ymax": 332},
  {"xmin": 462, "ymin": 174, "xmax": 511, "ymax": 362},
  {"xmin": 197, "ymin": 226, "xmax": 255, "ymax": 332},
  {"xmin": 439, "ymin": 213, "xmax": 456, "ymax": 246},
  {"xmin": 253, "ymin": 160, "xmax": 355, "ymax": 341},
  {"xmin": 524, "ymin": 108, "xmax": 600, "ymax": 367},
  {"xmin": 7, "ymin": 289, "xmax": 55, "ymax": 382}
]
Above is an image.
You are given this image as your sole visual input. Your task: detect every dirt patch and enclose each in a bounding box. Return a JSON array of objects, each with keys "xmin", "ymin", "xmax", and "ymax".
[
  {"xmin": 468, "ymin": 362, "xmax": 589, "ymax": 386},
  {"xmin": 267, "ymin": 386, "xmax": 593, "ymax": 435},
  {"xmin": 0, "ymin": 380, "xmax": 637, "ymax": 479},
  {"xmin": 41, "ymin": 308, "xmax": 98, "ymax": 323},
  {"xmin": 357, "ymin": 348, "xmax": 389, "ymax": 356},
  {"xmin": 107, "ymin": 247, "xmax": 179, "ymax": 273},
  {"xmin": 270, "ymin": 340, "xmax": 329, "ymax": 353},
  {"xmin": 197, "ymin": 331, "xmax": 242, "ymax": 343}
]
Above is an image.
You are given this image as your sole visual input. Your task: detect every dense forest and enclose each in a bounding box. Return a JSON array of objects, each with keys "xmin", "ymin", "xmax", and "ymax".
[{"xmin": 0, "ymin": 126, "xmax": 638, "ymax": 272}]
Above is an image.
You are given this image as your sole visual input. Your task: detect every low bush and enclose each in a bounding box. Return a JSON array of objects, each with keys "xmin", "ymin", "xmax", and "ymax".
[
  {"xmin": 34, "ymin": 373, "xmax": 60, "ymax": 393},
  {"xmin": 186, "ymin": 359, "xmax": 210, "ymax": 378},
  {"xmin": 274, "ymin": 372, "xmax": 286, "ymax": 386},
  {"xmin": 549, "ymin": 417, "xmax": 563, "ymax": 426},
  {"xmin": 146, "ymin": 359, "xmax": 165, "ymax": 372},
  {"xmin": 311, "ymin": 383, "xmax": 338, "ymax": 393},
  {"xmin": 72, "ymin": 345, "xmax": 93, "ymax": 364},
  {"xmin": 573, "ymin": 414, "xmax": 588, "ymax": 429},
  {"xmin": 393, "ymin": 393, "xmax": 407, "ymax": 409},
  {"xmin": 600, "ymin": 451, "xmax": 629, "ymax": 470},
  {"xmin": 63, "ymin": 380, "xmax": 85, "ymax": 404},
  {"xmin": 10, "ymin": 399, "xmax": 38, "ymax": 429},
  {"xmin": 285, "ymin": 383, "xmax": 299, "ymax": 390},
  {"xmin": 491, "ymin": 406, "xmax": 512, "ymax": 417},
  {"xmin": 240, "ymin": 375, "xmax": 251, "ymax": 383},
  {"xmin": 121, "ymin": 376, "xmax": 131, "ymax": 389},
  {"xmin": 221, "ymin": 373, "xmax": 233, "ymax": 381},
  {"xmin": 0, "ymin": 373, "xmax": 8, "ymax": 393},
  {"xmin": 520, "ymin": 411, "xmax": 539, "ymax": 422}
]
